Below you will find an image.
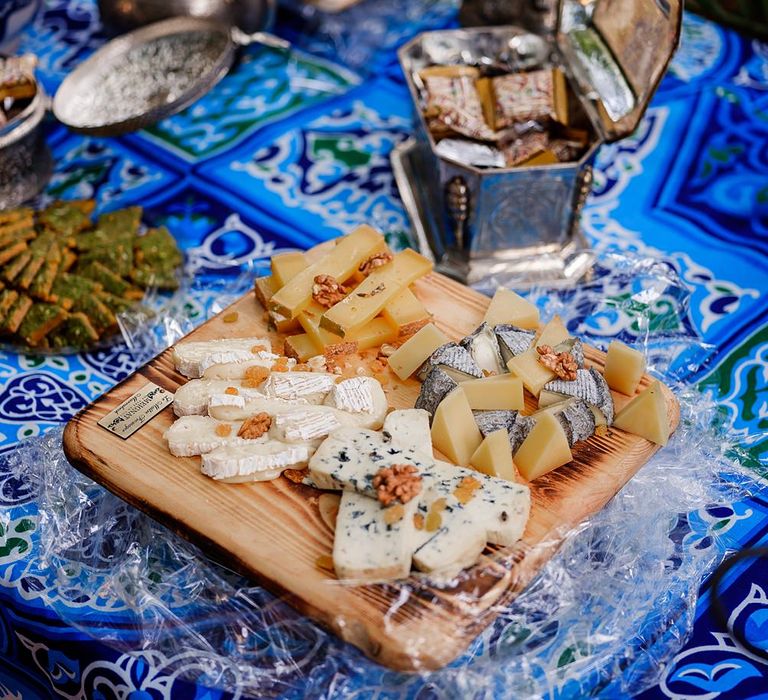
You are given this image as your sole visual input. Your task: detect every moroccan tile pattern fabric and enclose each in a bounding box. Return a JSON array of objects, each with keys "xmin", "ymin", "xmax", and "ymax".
[{"xmin": 0, "ymin": 2, "xmax": 765, "ymax": 698}]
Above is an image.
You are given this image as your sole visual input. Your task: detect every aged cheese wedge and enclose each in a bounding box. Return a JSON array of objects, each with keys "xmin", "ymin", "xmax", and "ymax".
[
  {"xmin": 483, "ymin": 288, "xmax": 539, "ymax": 329},
  {"xmin": 174, "ymin": 379, "xmax": 251, "ymax": 417},
  {"xmin": 613, "ymin": 380, "xmax": 669, "ymax": 445},
  {"xmin": 603, "ymin": 340, "xmax": 646, "ymax": 395},
  {"xmin": 533, "ymin": 398, "xmax": 596, "ymax": 446},
  {"xmin": 201, "ymin": 441, "xmax": 311, "ymax": 481},
  {"xmin": 269, "ymin": 225, "xmax": 384, "ymax": 318},
  {"xmin": 164, "ymin": 415, "xmax": 247, "ymax": 456},
  {"xmin": 387, "ymin": 322, "xmax": 449, "ymax": 380},
  {"xmin": 320, "ymin": 249, "xmax": 433, "ymax": 337},
  {"xmin": 268, "ymin": 310, "xmax": 301, "ymax": 335},
  {"xmin": 431, "ymin": 387, "xmax": 483, "ymax": 466},
  {"xmin": 415, "ymin": 367, "xmax": 459, "ymax": 419},
  {"xmin": 348, "ymin": 317, "xmax": 397, "ymax": 351},
  {"xmin": 461, "ymin": 375, "xmax": 524, "ymax": 411},
  {"xmin": 254, "ymin": 275, "xmax": 278, "ymax": 308},
  {"xmin": 333, "ymin": 490, "xmax": 418, "ymax": 581},
  {"xmin": 535, "ymin": 315, "xmax": 570, "ymax": 349},
  {"xmin": 323, "ymin": 376, "xmax": 382, "ymax": 414},
  {"xmin": 540, "ymin": 367, "xmax": 615, "ymax": 425},
  {"xmin": 417, "ymin": 342, "xmax": 483, "ymax": 383},
  {"xmin": 494, "ymin": 324, "xmax": 535, "ymax": 363},
  {"xmin": 271, "ymin": 251, "xmax": 307, "ymax": 287},
  {"xmin": 381, "ymin": 287, "xmax": 430, "ymax": 337},
  {"xmin": 506, "ymin": 348, "xmax": 555, "ymax": 396},
  {"xmin": 460, "ymin": 322, "xmax": 506, "ymax": 375},
  {"xmin": 513, "ymin": 412, "xmax": 572, "ymax": 481},
  {"xmin": 173, "ymin": 337, "xmax": 273, "ymax": 378},
  {"xmin": 470, "ymin": 428, "xmax": 516, "ymax": 482},
  {"xmin": 283, "ymin": 333, "xmax": 320, "ymax": 362}
]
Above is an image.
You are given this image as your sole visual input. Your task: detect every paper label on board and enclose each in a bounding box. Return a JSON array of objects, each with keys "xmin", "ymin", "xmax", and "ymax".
[{"xmin": 98, "ymin": 382, "xmax": 173, "ymax": 439}]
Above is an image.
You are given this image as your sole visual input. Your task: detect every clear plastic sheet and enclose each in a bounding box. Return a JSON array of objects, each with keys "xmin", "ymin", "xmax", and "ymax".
[{"xmin": 1, "ymin": 252, "xmax": 761, "ymax": 698}]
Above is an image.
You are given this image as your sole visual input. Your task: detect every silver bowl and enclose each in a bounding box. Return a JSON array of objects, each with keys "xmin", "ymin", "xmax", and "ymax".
[
  {"xmin": 0, "ymin": 85, "xmax": 51, "ymax": 210},
  {"xmin": 97, "ymin": 0, "xmax": 276, "ymax": 35}
]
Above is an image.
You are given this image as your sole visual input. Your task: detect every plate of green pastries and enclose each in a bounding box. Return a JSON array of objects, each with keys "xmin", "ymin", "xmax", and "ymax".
[{"xmin": 0, "ymin": 199, "xmax": 183, "ymax": 352}]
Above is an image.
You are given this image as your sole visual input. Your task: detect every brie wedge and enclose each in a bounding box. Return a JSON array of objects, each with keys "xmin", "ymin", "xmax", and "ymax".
[{"xmin": 172, "ymin": 337, "xmax": 272, "ymax": 378}]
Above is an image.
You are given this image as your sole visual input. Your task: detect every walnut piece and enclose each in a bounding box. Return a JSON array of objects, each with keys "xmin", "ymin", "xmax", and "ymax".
[
  {"xmin": 358, "ymin": 251, "xmax": 394, "ymax": 276},
  {"xmin": 536, "ymin": 344, "xmax": 578, "ymax": 380},
  {"xmin": 238, "ymin": 412, "xmax": 271, "ymax": 439},
  {"xmin": 312, "ymin": 274, "xmax": 347, "ymax": 308},
  {"xmin": 372, "ymin": 464, "xmax": 422, "ymax": 506},
  {"xmin": 284, "ymin": 468, "xmax": 307, "ymax": 484}
]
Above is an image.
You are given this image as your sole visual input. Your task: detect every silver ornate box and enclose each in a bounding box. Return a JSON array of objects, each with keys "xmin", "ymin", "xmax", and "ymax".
[{"xmin": 395, "ymin": 0, "xmax": 682, "ymax": 289}]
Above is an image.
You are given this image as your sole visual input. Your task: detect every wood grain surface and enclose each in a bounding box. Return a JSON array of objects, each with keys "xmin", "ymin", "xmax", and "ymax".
[{"xmin": 63, "ymin": 272, "xmax": 680, "ymax": 672}]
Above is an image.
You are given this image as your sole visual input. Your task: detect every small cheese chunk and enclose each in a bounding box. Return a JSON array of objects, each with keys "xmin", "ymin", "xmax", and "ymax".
[
  {"xmin": 387, "ymin": 323, "xmax": 449, "ymax": 380},
  {"xmin": 603, "ymin": 340, "xmax": 646, "ymax": 395},
  {"xmin": 383, "ymin": 408, "xmax": 432, "ymax": 457},
  {"xmin": 254, "ymin": 275, "xmax": 278, "ymax": 308},
  {"xmin": 483, "ymin": 288, "xmax": 539, "ymax": 329},
  {"xmin": 271, "ymin": 251, "xmax": 307, "ymax": 287},
  {"xmin": 613, "ymin": 380, "xmax": 669, "ymax": 445},
  {"xmin": 535, "ymin": 315, "xmax": 570, "ymax": 349},
  {"xmin": 201, "ymin": 441, "xmax": 311, "ymax": 481},
  {"xmin": 506, "ymin": 348, "xmax": 555, "ymax": 397},
  {"xmin": 513, "ymin": 412, "xmax": 572, "ymax": 480},
  {"xmin": 320, "ymin": 249, "xmax": 433, "ymax": 337},
  {"xmin": 323, "ymin": 376, "xmax": 380, "ymax": 414},
  {"xmin": 381, "ymin": 287, "xmax": 430, "ymax": 337},
  {"xmin": 333, "ymin": 490, "xmax": 417, "ymax": 581},
  {"xmin": 262, "ymin": 371, "xmax": 335, "ymax": 403},
  {"xmin": 431, "ymin": 387, "xmax": 483, "ymax": 466},
  {"xmin": 283, "ymin": 333, "xmax": 320, "ymax": 362},
  {"xmin": 461, "ymin": 375, "xmax": 524, "ymax": 411},
  {"xmin": 348, "ymin": 317, "xmax": 397, "ymax": 351},
  {"xmin": 470, "ymin": 429, "xmax": 516, "ymax": 482},
  {"xmin": 270, "ymin": 225, "xmax": 385, "ymax": 318}
]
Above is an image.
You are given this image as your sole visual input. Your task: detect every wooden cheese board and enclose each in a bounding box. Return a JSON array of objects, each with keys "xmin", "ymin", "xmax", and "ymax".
[{"xmin": 63, "ymin": 271, "xmax": 679, "ymax": 672}]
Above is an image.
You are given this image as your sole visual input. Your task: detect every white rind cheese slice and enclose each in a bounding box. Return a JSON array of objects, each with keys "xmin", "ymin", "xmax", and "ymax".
[
  {"xmin": 323, "ymin": 377, "xmax": 381, "ymax": 414},
  {"xmin": 333, "ymin": 491, "xmax": 417, "ymax": 581},
  {"xmin": 271, "ymin": 409, "xmax": 342, "ymax": 443},
  {"xmin": 262, "ymin": 372, "xmax": 336, "ymax": 403},
  {"xmin": 201, "ymin": 441, "xmax": 311, "ymax": 481},
  {"xmin": 202, "ymin": 351, "xmax": 292, "ymax": 379},
  {"xmin": 172, "ymin": 338, "xmax": 272, "ymax": 378},
  {"xmin": 173, "ymin": 379, "xmax": 251, "ymax": 417},
  {"xmin": 164, "ymin": 415, "xmax": 250, "ymax": 456}
]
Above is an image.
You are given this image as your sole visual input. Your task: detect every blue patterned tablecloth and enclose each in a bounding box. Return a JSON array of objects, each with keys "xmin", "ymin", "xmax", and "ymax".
[{"xmin": 0, "ymin": 2, "xmax": 767, "ymax": 698}]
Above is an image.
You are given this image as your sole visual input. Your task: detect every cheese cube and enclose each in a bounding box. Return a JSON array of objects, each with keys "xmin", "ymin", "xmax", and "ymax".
[
  {"xmin": 506, "ymin": 348, "xmax": 555, "ymax": 396},
  {"xmin": 603, "ymin": 340, "xmax": 646, "ymax": 395},
  {"xmin": 535, "ymin": 315, "xmax": 570, "ymax": 349},
  {"xmin": 613, "ymin": 380, "xmax": 669, "ymax": 445},
  {"xmin": 470, "ymin": 429, "xmax": 516, "ymax": 482},
  {"xmin": 254, "ymin": 275, "xmax": 278, "ymax": 308},
  {"xmin": 431, "ymin": 387, "xmax": 483, "ymax": 466},
  {"xmin": 387, "ymin": 322, "xmax": 449, "ymax": 380},
  {"xmin": 320, "ymin": 249, "xmax": 433, "ymax": 337},
  {"xmin": 271, "ymin": 251, "xmax": 307, "ymax": 287},
  {"xmin": 461, "ymin": 375, "xmax": 524, "ymax": 411},
  {"xmin": 483, "ymin": 288, "xmax": 539, "ymax": 329},
  {"xmin": 349, "ymin": 317, "xmax": 398, "ymax": 351},
  {"xmin": 513, "ymin": 412, "xmax": 572, "ymax": 480},
  {"xmin": 381, "ymin": 287, "xmax": 430, "ymax": 337},
  {"xmin": 284, "ymin": 333, "xmax": 320, "ymax": 362},
  {"xmin": 270, "ymin": 225, "xmax": 384, "ymax": 318}
]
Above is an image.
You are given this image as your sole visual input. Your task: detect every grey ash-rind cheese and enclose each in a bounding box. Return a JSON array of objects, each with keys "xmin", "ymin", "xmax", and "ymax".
[
  {"xmin": 543, "ymin": 367, "xmax": 615, "ymax": 425},
  {"xmin": 472, "ymin": 409, "xmax": 534, "ymax": 453},
  {"xmin": 459, "ymin": 322, "xmax": 506, "ymax": 375},
  {"xmin": 555, "ymin": 337, "xmax": 585, "ymax": 368},
  {"xmin": 550, "ymin": 399, "xmax": 597, "ymax": 445},
  {"xmin": 416, "ymin": 367, "xmax": 459, "ymax": 420},
  {"xmin": 416, "ymin": 342, "xmax": 483, "ymax": 383},
  {"xmin": 494, "ymin": 324, "xmax": 535, "ymax": 362}
]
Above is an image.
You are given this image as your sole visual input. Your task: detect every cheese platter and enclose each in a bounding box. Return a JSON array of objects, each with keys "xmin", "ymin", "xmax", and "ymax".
[{"xmin": 63, "ymin": 228, "xmax": 679, "ymax": 671}]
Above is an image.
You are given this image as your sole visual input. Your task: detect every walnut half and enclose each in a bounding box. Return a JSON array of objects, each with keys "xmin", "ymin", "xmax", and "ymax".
[
  {"xmin": 238, "ymin": 412, "xmax": 272, "ymax": 439},
  {"xmin": 536, "ymin": 344, "xmax": 578, "ymax": 381},
  {"xmin": 312, "ymin": 274, "xmax": 347, "ymax": 308},
  {"xmin": 372, "ymin": 464, "xmax": 422, "ymax": 507}
]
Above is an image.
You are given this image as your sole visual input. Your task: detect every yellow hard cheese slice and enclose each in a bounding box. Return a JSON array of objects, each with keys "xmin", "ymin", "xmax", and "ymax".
[
  {"xmin": 613, "ymin": 380, "xmax": 668, "ymax": 445},
  {"xmin": 381, "ymin": 286, "xmax": 429, "ymax": 337},
  {"xmin": 271, "ymin": 251, "xmax": 307, "ymax": 287},
  {"xmin": 514, "ymin": 412, "xmax": 572, "ymax": 480},
  {"xmin": 431, "ymin": 387, "xmax": 483, "ymax": 466},
  {"xmin": 507, "ymin": 348, "xmax": 555, "ymax": 397},
  {"xmin": 483, "ymin": 288, "xmax": 539, "ymax": 329},
  {"xmin": 461, "ymin": 374, "xmax": 524, "ymax": 411},
  {"xmin": 283, "ymin": 333, "xmax": 318, "ymax": 362},
  {"xmin": 269, "ymin": 225, "xmax": 384, "ymax": 318},
  {"xmin": 387, "ymin": 322, "xmax": 449, "ymax": 380},
  {"xmin": 470, "ymin": 428, "xmax": 516, "ymax": 481},
  {"xmin": 320, "ymin": 249, "xmax": 433, "ymax": 337},
  {"xmin": 254, "ymin": 275, "xmax": 278, "ymax": 308},
  {"xmin": 603, "ymin": 340, "xmax": 646, "ymax": 395},
  {"xmin": 535, "ymin": 315, "xmax": 569, "ymax": 348}
]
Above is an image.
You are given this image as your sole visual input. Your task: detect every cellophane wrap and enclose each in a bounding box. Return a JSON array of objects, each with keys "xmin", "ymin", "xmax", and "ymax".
[{"xmin": 1, "ymin": 252, "xmax": 760, "ymax": 699}]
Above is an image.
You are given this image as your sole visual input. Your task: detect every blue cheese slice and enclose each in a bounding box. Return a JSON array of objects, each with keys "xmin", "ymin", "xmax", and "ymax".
[
  {"xmin": 172, "ymin": 337, "xmax": 273, "ymax": 378},
  {"xmin": 382, "ymin": 408, "xmax": 432, "ymax": 456},
  {"xmin": 201, "ymin": 441, "xmax": 311, "ymax": 481}
]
